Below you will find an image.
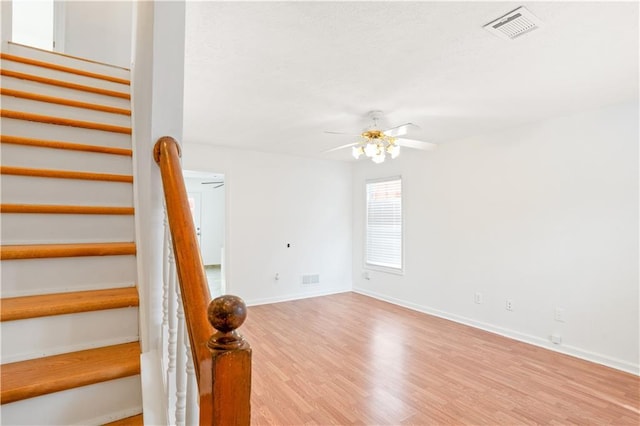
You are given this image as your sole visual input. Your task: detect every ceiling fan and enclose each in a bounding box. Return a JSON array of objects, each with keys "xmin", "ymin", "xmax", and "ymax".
[
  {"xmin": 202, "ymin": 181, "xmax": 224, "ymax": 189},
  {"xmin": 324, "ymin": 111, "xmax": 437, "ymax": 163}
]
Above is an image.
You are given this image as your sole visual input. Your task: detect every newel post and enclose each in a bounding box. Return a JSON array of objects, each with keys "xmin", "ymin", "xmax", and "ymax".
[{"xmin": 205, "ymin": 295, "xmax": 252, "ymax": 426}]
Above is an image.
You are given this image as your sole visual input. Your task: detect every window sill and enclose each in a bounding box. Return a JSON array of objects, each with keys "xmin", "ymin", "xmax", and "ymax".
[{"xmin": 364, "ymin": 264, "xmax": 404, "ymax": 276}]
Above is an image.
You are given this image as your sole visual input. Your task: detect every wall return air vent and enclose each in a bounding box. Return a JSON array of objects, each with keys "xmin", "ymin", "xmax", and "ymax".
[{"xmin": 484, "ymin": 6, "xmax": 543, "ymax": 40}]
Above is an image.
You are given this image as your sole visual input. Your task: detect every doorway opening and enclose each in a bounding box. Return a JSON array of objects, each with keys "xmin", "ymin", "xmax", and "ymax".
[{"xmin": 184, "ymin": 170, "xmax": 226, "ymax": 297}]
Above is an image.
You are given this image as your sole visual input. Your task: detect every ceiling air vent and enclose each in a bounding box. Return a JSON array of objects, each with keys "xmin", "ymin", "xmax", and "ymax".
[{"xmin": 484, "ymin": 6, "xmax": 543, "ymax": 40}]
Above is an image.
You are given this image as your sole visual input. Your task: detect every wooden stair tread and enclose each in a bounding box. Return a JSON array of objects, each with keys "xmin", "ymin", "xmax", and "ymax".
[
  {"xmin": 0, "ymin": 52, "xmax": 130, "ymax": 85},
  {"xmin": 1, "ymin": 287, "xmax": 139, "ymax": 322},
  {"xmin": 0, "ymin": 342, "xmax": 141, "ymax": 404},
  {"xmin": 0, "ymin": 135, "xmax": 132, "ymax": 156},
  {"xmin": 0, "ymin": 110, "xmax": 132, "ymax": 134},
  {"xmin": 103, "ymin": 414, "xmax": 144, "ymax": 426},
  {"xmin": 1, "ymin": 69, "xmax": 130, "ymax": 99},
  {"xmin": 0, "ymin": 165, "xmax": 133, "ymax": 183},
  {"xmin": 1, "ymin": 88, "xmax": 131, "ymax": 116},
  {"xmin": 1, "ymin": 242, "xmax": 136, "ymax": 260},
  {"xmin": 0, "ymin": 204, "xmax": 134, "ymax": 215}
]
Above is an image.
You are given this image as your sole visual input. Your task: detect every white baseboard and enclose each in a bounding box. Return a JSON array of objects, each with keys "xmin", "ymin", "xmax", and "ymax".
[
  {"xmin": 354, "ymin": 287, "xmax": 639, "ymax": 376},
  {"xmin": 245, "ymin": 287, "xmax": 351, "ymax": 307}
]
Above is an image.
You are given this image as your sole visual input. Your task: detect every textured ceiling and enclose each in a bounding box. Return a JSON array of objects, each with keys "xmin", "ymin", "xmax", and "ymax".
[{"xmin": 182, "ymin": 1, "xmax": 638, "ymax": 161}]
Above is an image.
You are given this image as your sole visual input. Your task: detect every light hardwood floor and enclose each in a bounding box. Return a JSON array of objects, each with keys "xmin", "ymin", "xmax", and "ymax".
[{"xmin": 240, "ymin": 292, "xmax": 639, "ymax": 425}]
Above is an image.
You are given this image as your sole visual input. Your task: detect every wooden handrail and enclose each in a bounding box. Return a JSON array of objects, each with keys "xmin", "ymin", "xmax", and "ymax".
[{"xmin": 153, "ymin": 136, "xmax": 251, "ymax": 425}]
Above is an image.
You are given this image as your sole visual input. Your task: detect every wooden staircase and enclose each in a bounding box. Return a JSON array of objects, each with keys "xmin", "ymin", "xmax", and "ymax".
[{"xmin": 0, "ymin": 43, "xmax": 143, "ymax": 425}]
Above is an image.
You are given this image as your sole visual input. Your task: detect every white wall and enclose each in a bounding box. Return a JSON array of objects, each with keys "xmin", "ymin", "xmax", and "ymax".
[
  {"xmin": 63, "ymin": 1, "xmax": 133, "ymax": 68},
  {"xmin": 2, "ymin": 1, "xmax": 12, "ymax": 44},
  {"xmin": 182, "ymin": 144, "xmax": 353, "ymax": 305},
  {"xmin": 352, "ymin": 101, "xmax": 639, "ymax": 374}
]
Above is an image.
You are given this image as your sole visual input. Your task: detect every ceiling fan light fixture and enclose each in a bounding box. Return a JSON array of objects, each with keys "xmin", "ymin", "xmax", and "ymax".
[
  {"xmin": 352, "ymin": 145, "xmax": 364, "ymax": 159},
  {"xmin": 364, "ymin": 142, "xmax": 378, "ymax": 157},
  {"xmin": 372, "ymin": 152, "xmax": 385, "ymax": 164},
  {"xmin": 387, "ymin": 143, "xmax": 400, "ymax": 159},
  {"xmin": 326, "ymin": 111, "xmax": 434, "ymax": 164}
]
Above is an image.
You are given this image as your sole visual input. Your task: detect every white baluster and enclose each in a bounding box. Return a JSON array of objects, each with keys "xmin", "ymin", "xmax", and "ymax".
[
  {"xmin": 175, "ymin": 285, "xmax": 187, "ymax": 426},
  {"xmin": 167, "ymin": 240, "xmax": 178, "ymax": 423},
  {"xmin": 162, "ymin": 211, "xmax": 170, "ymax": 385},
  {"xmin": 162, "ymin": 211, "xmax": 169, "ymax": 328},
  {"xmin": 185, "ymin": 331, "xmax": 199, "ymax": 425}
]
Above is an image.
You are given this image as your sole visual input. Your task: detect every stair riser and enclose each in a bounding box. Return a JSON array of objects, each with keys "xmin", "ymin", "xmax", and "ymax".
[
  {"xmin": 1, "ymin": 143, "xmax": 132, "ymax": 174},
  {"xmin": 6, "ymin": 42, "xmax": 131, "ymax": 80},
  {"xmin": 2, "ymin": 75, "xmax": 131, "ymax": 109},
  {"xmin": 1, "ymin": 175, "xmax": 133, "ymax": 206},
  {"xmin": 2, "ymin": 117, "xmax": 131, "ymax": 148},
  {"xmin": 1, "ymin": 307, "xmax": 138, "ymax": 363},
  {"xmin": 2, "ymin": 213, "xmax": 135, "ymax": 245},
  {"xmin": 2, "ymin": 95, "xmax": 131, "ymax": 128},
  {"xmin": 1, "ymin": 59, "xmax": 130, "ymax": 94},
  {"xmin": 1, "ymin": 256, "xmax": 136, "ymax": 298},
  {"xmin": 0, "ymin": 375, "xmax": 142, "ymax": 426}
]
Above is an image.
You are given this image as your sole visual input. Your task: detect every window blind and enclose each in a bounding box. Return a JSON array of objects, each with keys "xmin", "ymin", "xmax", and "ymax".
[{"xmin": 366, "ymin": 177, "xmax": 402, "ymax": 270}]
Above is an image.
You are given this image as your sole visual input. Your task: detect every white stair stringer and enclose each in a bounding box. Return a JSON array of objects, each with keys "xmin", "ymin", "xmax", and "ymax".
[{"xmin": 0, "ymin": 43, "xmax": 142, "ymax": 424}]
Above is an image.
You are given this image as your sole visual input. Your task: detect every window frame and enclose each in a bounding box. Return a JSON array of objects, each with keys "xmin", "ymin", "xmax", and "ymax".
[{"xmin": 364, "ymin": 176, "xmax": 404, "ymax": 275}]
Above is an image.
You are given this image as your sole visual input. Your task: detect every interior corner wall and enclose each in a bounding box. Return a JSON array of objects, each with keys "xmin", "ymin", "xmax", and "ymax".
[
  {"xmin": 182, "ymin": 144, "xmax": 353, "ymax": 305},
  {"xmin": 352, "ymin": 101, "xmax": 639, "ymax": 374},
  {"xmin": 1, "ymin": 0, "xmax": 12, "ymax": 44},
  {"xmin": 62, "ymin": 1, "xmax": 133, "ymax": 67}
]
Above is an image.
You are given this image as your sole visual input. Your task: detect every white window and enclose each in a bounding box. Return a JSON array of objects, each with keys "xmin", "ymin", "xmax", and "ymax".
[
  {"xmin": 11, "ymin": 0, "xmax": 64, "ymax": 52},
  {"xmin": 12, "ymin": 0, "xmax": 54, "ymax": 50},
  {"xmin": 366, "ymin": 176, "xmax": 403, "ymax": 273}
]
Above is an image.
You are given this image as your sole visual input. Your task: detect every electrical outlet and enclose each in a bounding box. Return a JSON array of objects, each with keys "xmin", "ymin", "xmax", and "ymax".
[
  {"xmin": 474, "ymin": 292, "xmax": 483, "ymax": 304},
  {"xmin": 550, "ymin": 333, "xmax": 562, "ymax": 345},
  {"xmin": 554, "ymin": 308, "xmax": 565, "ymax": 322},
  {"xmin": 506, "ymin": 299, "xmax": 513, "ymax": 311}
]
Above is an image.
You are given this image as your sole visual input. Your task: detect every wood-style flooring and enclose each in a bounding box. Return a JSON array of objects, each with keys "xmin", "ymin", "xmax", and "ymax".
[{"xmin": 240, "ymin": 292, "xmax": 639, "ymax": 425}]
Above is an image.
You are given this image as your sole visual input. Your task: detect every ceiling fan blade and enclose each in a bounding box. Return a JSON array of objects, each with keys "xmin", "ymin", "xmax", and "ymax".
[
  {"xmin": 383, "ymin": 123, "xmax": 419, "ymax": 137},
  {"xmin": 395, "ymin": 138, "xmax": 437, "ymax": 151},
  {"xmin": 324, "ymin": 131, "xmax": 361, "ymax": 136},
  {"xmin": 323, "ymin": 142, "xmax": 359, "ymax": 153},
  {"xmin": 202, "ymin": 181, "xmax": 224, "ymax": 185}
]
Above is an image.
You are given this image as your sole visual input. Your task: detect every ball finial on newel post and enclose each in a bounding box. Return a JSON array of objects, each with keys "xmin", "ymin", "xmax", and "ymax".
[
  {"xmin": 207, "ymin": 295, "xmax": 248, "ymax": 350},
  {"xmin": 205, "ymin": 295, "xmax": 252, "ymax": 424}
]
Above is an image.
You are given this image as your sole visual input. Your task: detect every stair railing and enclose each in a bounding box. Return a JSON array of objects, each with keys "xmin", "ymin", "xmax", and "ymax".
[{"xmin": 154, "ymin": 136, "xmax": 251, "ymax": 425}]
